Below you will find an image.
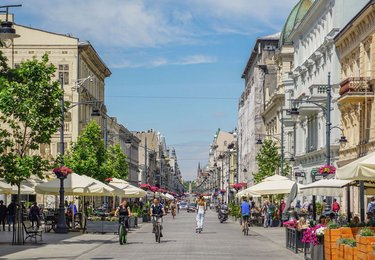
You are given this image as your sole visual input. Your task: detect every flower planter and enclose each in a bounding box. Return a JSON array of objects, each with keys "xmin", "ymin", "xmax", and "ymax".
[
  {"xmin": 311, "ymin": 243, "xmax": 325, "ymax": 260},
  {"xmin": 143, "ymin": 215, "xmax": 150, "ymax": 223},
  {"xmin": 324, "ymin": 229, "xmax": 342, "ymax": 260},
  {"xmin": 129, "ymin": 217, "xmax": 136, "ymax": 228},
  {"xmin": 356, "ymin": 235, "xmax": 375, "ymax": 260},
  {"xmin": 85, "ymin": 220, "xmax": 118, "ymax": 234}
]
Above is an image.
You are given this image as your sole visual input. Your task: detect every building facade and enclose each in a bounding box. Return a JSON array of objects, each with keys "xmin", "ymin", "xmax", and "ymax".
[
  {"xmin": 2, "ymin": 22, "xmax": 111, "ymax": 161},
  {"xmin": 238, "ymin": 34, "xmax": 280, "ymax": 185},
  {"xmin": 289, "ymin": 0, "xmax": 368, "ymax": 185},
  {"xmin": 335, "ymin": 0, "xmax": 375, "ymax": 215}
]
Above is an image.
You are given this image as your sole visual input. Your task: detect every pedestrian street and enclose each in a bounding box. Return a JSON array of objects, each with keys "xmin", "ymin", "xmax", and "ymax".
[{"xmin": 0, "ymin": 210, "xmax": 302, "ymax": 260}]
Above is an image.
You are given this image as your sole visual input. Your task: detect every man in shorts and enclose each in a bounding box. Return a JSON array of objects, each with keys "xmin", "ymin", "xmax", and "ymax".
[{"xmin": 240, "ymin": 197, "xmax": 251, "ymax": 231}]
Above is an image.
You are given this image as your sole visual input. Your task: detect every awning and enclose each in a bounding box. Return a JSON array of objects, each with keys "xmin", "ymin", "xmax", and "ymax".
[
  {"xmin": 300, "ymin": 179, "xmax": 353, "ymax": 196},
  {"xmin": 241, "ymin": 175, "xmax": 305, "ymax": 195},
  {"xmin": 336, "ymin": 151, "xmax": 375, "ymax": 180}
]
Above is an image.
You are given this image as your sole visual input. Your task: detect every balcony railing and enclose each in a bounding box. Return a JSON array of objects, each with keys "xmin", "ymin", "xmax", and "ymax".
[{"xmin": 339, "ymin": 77, "xmax": 372, "ymax": 96}]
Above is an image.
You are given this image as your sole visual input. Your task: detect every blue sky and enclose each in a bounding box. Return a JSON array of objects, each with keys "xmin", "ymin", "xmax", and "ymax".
[{"xmin": 8, "ymin": 0, "xmax": 298, "ymax": 180}]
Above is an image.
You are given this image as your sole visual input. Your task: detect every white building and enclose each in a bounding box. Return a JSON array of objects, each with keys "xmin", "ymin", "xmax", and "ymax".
[
  {"xmin": 289, "ymin": 0, "xmax": 369, "ymax": 184},
  {"xmin": 238, "ymin": 33, "xmax": 279, "ymax": 185}
]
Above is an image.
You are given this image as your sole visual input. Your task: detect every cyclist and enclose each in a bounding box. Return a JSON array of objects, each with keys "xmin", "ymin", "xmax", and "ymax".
[
  {"xmin": 115, "ymin": 199, "xmax": 131, "ymax": 230},
  {"xmin": 170, "ymin": 200, "xmax": 177, "ymax": 219},
  {"xmin": 240, "ymin": 197, "xmax": 251, "ymax": 232},
  {"xmin": 150, "ymin": 198, "xmax": 166, "ymax": 237}
]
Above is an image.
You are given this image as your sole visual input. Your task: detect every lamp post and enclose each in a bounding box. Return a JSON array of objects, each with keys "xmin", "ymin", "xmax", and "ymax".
[
  {"xmin": 55, "ymin": 75, "xmax": 98, "ymax": 234},
  {"xmin": 55, "ymin": 73, "xmax": 69, "ymax": 234},
  {"xmin": 289, "ymin": 73, "xmax": 349, "ymax": 220}
]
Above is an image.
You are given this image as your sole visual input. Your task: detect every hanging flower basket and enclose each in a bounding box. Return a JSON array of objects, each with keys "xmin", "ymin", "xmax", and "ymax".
[
  {"xmin": 220, "ymin": 189, "xmax": 226, "ymax": 194},
  {"xmin": 53, "ymin": 166, "xmax": 72, "ymax": 179},
  {"xmin": 231, "ymin": 183, "xmax": 247, "ymax": 190},
  {"xmin": 318, "ymin": 164, "xmax": 336, "ymax": 174}
]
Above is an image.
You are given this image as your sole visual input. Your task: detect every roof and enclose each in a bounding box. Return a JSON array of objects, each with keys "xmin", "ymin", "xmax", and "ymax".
[
  {"xmin": 241, "ymin": 34, "xmax": 280, "ymax": 78},
  {"xmin": 279, "ymin": 0, "xmax": 313, "ymax": 47},
  {"xmin": 334, "ymin": 0, "xmax": 375, "ymax": 42}
]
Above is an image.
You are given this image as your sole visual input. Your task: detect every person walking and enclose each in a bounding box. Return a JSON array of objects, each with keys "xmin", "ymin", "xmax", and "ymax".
[
  {"xmin": 267, "ymin": 201, "xmax": 276, "ymax": 227},
  {"xmin": 196, "ymin": 195, "xmax": 206, "ymax": 233},
  {"xmin": 332, "ymin": 199, "xmax": 340, "ymax": 213},
  {"xmin": 0, "ymin": 200, "xmax": 7, "ymax": 231},
  {"xmin": 262, "ymin": 200, "xmax": 269, "ymax": 228},
  {"xmin": 29, "ymin": 202, "xmax": 40, "ymax": 228},
  {"xmin": 367, "ymin": 197, "xmax": 375, "ymax": 214},
  {"xmin": 7, "ymin": 200, "xmax": 16, "ymax": 231}
]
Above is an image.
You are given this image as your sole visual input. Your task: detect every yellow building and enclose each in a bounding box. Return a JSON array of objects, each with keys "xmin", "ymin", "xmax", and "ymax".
[
  {"xmin": 1, "ymin": 21, "xmax": 111, "ymax": 159},
  {"xmin": 335, "ymin": 2, "xmax": 375, "ymax": 166}
]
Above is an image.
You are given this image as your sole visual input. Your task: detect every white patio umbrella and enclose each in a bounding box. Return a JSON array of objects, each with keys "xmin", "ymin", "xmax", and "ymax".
[
  {"xmin": 165, "ymin": 193, "xmax": 174, "ymax": 200},
  {"xmin": 81, "ymin": 175, "xmax": 114, "ymax": 196},
  {"xmin": 107, "ymin": 178, "xmax": 146, "ymax": 198},
  {"xmin": 300, "ymin": 179, "xmax": 353, "ymax": 197},
  {"xmin": 35, "ymin": 173, "xmax": 106, "ymax": 196},
  {"xmin": 235, "ymin": 188, "xmax": 260, "ymax": 198},
  {"xmin": 243, "ymin": 175, "xmax": 305, "ymax": 195},
  {"xmin": 0, "ymin": 180, "xmax": 12, "ymax": 194},
  {"xmin": 336, "ymin": 151, "xmax": 375, "ymax": 180},
  {"xmin": 10, "ymin": 184, "xmax": 35, "ymax": 195}
]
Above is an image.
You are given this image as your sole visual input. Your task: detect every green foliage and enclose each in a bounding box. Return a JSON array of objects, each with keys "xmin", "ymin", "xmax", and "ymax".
[
  {"xmin": 326, "ymin": 221, "xmax": 339, "ymax": 229},
  {"xmin": 359, "ymin": 227, "xmax": 375, "ymax": 236},
  {"xmin": 229, "ymin": 202, "xmax": 241, "ymax": 218},
  {"xmin": 337, "ymin": 238, "xmax": 356, "ymax": 247},
  {"xmin": 64, "ymin": 120, "xmax": 107, "ymax": 180},
  {"xmin": 64, "ymin": 121, "xmax": 128, "ymax": 182},
  {"xmin": 254, "ymin": 139, "xmax": 281, "ymax": 183},
  {"xmin": 316, "ymin": 202, "xmax": 323, "ymax": 215},
  {"xmin": 0, "ymin": 54, "xmax": 63, "ymax": 198},
  {"xmin": 102, "ymin": 144, "xmax": 128, "ymax": 180}
]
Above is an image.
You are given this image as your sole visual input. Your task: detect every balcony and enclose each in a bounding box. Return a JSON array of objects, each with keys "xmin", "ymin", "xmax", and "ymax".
[{"xmin": 338, "ymin": 77, "xmax": 374, "ymax": 103}]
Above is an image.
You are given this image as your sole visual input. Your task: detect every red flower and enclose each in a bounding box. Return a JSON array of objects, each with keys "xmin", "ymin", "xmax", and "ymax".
[
  {"xmin": 318, "ymin": 164, "xmax": 336, "ymax": 174},
  {"xmin": 53, "ymin": 166, "xmax": 73, "ymax": 178},
  {"xmin": 220, "ymin": 189, "xmax": 226, "ymax": 194},
  {"xmin": 104, "ymin": 178, "xmax": 113, "ymax": 183}
]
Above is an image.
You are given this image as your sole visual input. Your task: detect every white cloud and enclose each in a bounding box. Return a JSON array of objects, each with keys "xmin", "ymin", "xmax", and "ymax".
[
  {"xmin": 178, "ymin": 55, "xmax": 217, "ymax": 65},
  {"xmin": 109, "ymin": 54, "xmax": 217, "ymax": 68},
  {"xmin": 23, "ymin": 0, "xmax": 298, "ymax": 49}
]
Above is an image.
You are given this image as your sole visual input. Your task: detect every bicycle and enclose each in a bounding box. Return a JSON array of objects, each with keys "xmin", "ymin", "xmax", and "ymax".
[
  {"xmin": 242, "ymin": 215, "xmax": 249, "ymax": 236},
  {"xmin": 118, "ymin": 216, "xmax": 128, "ymax": 245},
  {"xmin": 152, "ymin": 215, "xmax": 163, "ymax": 243}
]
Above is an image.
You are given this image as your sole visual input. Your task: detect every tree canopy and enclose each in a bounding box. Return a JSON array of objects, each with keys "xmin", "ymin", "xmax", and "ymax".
[
  {"xmin": 64, "ymin": 120, "xmax": 128, "ymax": 182},
  {"xmin": 0, "ymin": 54, "xmax": 63, "ymax": 192},
  {"xmin": 254, "ymin": 139, "xmax": 281, "ymax": 183}
]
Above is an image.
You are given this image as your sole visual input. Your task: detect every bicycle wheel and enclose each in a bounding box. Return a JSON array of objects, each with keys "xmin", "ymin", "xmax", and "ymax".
[
  {"xmin": 157, "ymin": 224, "xmax": 161, "ymax": 243},
  {"xmin": 119, "ymin": 224, "xmax": 125, "ymax": 245},
  {"xmin": 246, "ymin": 224, "xmax": 249, "ymax": 236}
]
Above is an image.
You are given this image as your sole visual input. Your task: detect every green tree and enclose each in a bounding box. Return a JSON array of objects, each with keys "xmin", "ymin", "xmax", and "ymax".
[
  {"xmin": 64, "ymin": 121, "xmax": 129, "ymax": 182},
  {"xmin": 0, "ymin": 54, "xmax": 63, "ymax": 244},
  {"xmin": 0, "ymin": 54, "xmax": 63, "ymax": 196},
  {"xmin": 254, "ymin": 139, "xmax": 281, "ymax": 183},
  {"xmin": 64, "ymin": 120, "xmax": 107, "ymax": 181},
  {"xmin": 102, "ymin": 144, "xmax": 128, "ymax": 180}
]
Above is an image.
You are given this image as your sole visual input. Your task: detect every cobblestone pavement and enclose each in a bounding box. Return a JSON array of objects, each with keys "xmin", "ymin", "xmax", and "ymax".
[{"xmin": 0, "ymin": 210, "xmax": 303, "ymax": 260}]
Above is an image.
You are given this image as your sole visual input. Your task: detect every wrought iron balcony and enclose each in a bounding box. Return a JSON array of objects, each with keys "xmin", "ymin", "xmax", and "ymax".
[{"xmin": 339, "ymin": 77, "xmax": 373, "ymax": 103}]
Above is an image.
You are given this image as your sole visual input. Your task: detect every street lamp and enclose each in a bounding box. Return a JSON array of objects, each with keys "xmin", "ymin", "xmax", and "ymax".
[
  {"xmin": 55, "ymin": 75, "xmax": 98, "ymax": 234},
  {"xmin": 0, "ymin": 5, "xmax": 21, "ymax": 42},
  {"xmin": 289, "ymin": 73, "xmax": 350, "ymax": 220}
]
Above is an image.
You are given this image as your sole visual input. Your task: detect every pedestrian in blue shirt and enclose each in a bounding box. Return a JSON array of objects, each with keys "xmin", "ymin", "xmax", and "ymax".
[{"xmin": 240, "ymin": 197, "xmax": 251, "ymax": 231}]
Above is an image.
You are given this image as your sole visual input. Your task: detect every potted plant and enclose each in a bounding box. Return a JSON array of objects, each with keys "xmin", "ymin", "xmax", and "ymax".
[{"xmin": 356, "ymin": 227, "xmax": 375, "ymax": 260}]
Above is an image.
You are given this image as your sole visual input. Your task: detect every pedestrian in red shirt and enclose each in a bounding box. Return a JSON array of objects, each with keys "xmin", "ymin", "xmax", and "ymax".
[{"xmin": 332, "ymin": 199, "xmax": 340, "ymax": 213}]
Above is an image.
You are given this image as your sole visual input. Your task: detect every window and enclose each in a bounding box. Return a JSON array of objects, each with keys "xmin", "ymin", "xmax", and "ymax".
[
  {"xmin": 58, "ymin": 64, "xmax": 69, "ymax": 85},
  {"xmin": 62, "ymin": 50, "xmax": 68, "ymax": 54},
  {"xmin": 306, "ymin": 116, "xmax": 318, "ymax": 153}
]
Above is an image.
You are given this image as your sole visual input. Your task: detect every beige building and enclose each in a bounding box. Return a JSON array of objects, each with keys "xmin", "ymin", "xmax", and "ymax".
[
  {"xmin": 208, "ymin": 129, "xmax": 235, "ymax": 202},
  {"xmin": 335, "ymin": 1, "xmax": 375, "ymax": 216},
  {"xmin": 2, "ymin": 22, "xmax": 111, "ymax": 160},
  {"xmin": 335, "ymin": 1, "xmax": 375, "ymax": 166}
]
